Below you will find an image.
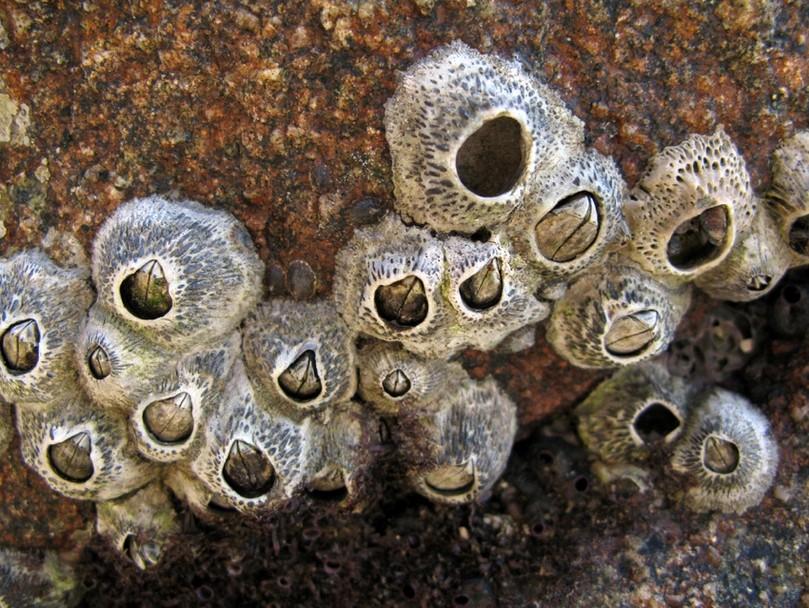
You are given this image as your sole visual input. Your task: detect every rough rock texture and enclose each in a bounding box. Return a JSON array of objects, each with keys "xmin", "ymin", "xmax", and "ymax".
[{"xmin": 0, "ymin": 1, "xmax": 807, "ymax": 606}]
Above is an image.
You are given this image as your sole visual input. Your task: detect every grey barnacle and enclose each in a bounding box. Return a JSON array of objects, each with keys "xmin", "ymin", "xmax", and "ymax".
[
  {"xmin": 547, "ymin": 262, "xmax": 691, "ymax": 369},
  {"xmin": 769, "ymin": 131, "xmax": 809, "ymax": 263},
  {"xmin": 0, "ymin": 251, "xmax": 93, "ymax": 407},
  {"xmin": 671, "ymin": 387, "xmax": 778, "ymax": 514},
  {"xmin": 92, "ymin": 195, "xmax": 263, "ymax": 349},
  {"xmin": 384, "ymin": 41, "xmax": 583, "ymax": 234}
]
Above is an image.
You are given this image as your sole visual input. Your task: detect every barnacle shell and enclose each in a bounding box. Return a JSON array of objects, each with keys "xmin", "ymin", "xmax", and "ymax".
[
  {"xmin": 695, "ymin": 203, "xmax": 791, "ymax": 301},
  {"xmin": 92, "ymin": 196, "xmax": 263, "ymax": 349},
  {"xmin": 769, "ymin": 131, "xmax": 809, "ymax": 263},
  {"xmin": 506, "ymin": 149, "xmax": 628, "ymax": 284},
  {"xmin": 96, "ymin": 482, "xmax": 180, "ymax": 570},
  {"xmin": 385, "ymin": 41, "xmax": 583, "ymax": 233},
  {"xmin": 396, "ymin": 376, "xmax": 517, "ymax": 505},
  {"xmin": 0, "ymin": 251, "xmax": 92, "ymax": 407},
  {"xmin": 671, "ymin": 387, "xmax": 778, "ymax": 514},
  {"xmin": 547, "ymin": 263, "xmax": 692, "ymax": 369},
  {"xmin": 243, "ymin": 299, "xmax": 356, "ymax": 416},
  {"xmin": 576, "ymin": 362, "xmax": 692, "ymax": 464},
  {"xmin": 16, "ymin": 395, "xmax": 156, "ymax": 501},
  {"xmin": 624, "ymin": 129, "xmax": 755, "ymax": 282}
]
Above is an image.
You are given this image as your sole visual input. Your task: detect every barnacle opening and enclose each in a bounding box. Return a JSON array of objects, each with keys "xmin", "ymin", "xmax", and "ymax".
[
  {"xmin": 633, "ymin": 402, "xmax": 681, "ymax": 444},
  {"xmin": 455, "ymin": 116, "xmax": 526, "ymax": 198},
  {"xmin": 88, "ymin": 345, "xmax": 112, "ymax": 380},
  {"xmin": 787, "ymin": 214, "xmax": 809, "ymax": 256},
  {"xmin": 222, "ymin": 440, "xmax": 275, "ymax": 498},
  {"xmin": 47, "ymin": 432, "xmax": 94, "ymax": 483},
  {"xmin": 382, "ymin": 368, "xmax": 411, "ymax": 398},
  {"xmin": 374, "ymin": 276, "xmax": 429, "ymax": 328},
  {"xmin": 702, "ymin": 435, "xmax": 740, "ymax": 475},
  {"xmin": 143, "ymin": 392, "xmax": 194, "ymax": 444},
  {"xmin": 604, "ymin": 310, "xmax": 660, "ymax": 357},
  {"xmin": 278, "ymin": 350, "xmax": 322, "ymax": 402},
  {"xmin": 423, "ymin": 463, "xmax": 476, "ymax": 498},
  {"xmin": 308, "ymin": 469, "xmax": 349, "ymax": 502},
  {"xmin": 1, "ymin": 318, "xmax": 40, "ymax": 374},
  {"xmin": 535, "ymin": 192, "xmax": 600, "ymax": 263},
  {"xmin": 459, "ymin": 258, "xmax": 503, "ymax": 311},
  {"xmin": 747, "ymin": 274, "xmax": 772, "ymax": 292},
  {"xmin": 666, "ymin": 205, "xmax": 730, "ymax": 270},
  {"xmin": 120, "ymin": 259, "xmax": 173, "ymax": 320}
]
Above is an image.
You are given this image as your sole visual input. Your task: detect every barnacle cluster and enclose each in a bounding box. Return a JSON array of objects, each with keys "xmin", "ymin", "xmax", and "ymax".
[{"xmin": 0, "ymin": 42, "xmax": 802, "ymax": 572}]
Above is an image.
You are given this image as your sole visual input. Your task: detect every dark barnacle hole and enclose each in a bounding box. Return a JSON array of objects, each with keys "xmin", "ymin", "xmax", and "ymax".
[
  {"xmin": 0, "ymin": 318, "xmax": 40, "ymax": 374},
  {"xmin": 534, "ymin": 192, "xmax": 600, "ymax": 263},
  {"xmin": 143, "ymin": 392, "xmax": 194, "ymax": 444},
  {"xmin": 666, "ymin": 205, "xmax": 729, "ymax": 270},
  {"xmin": 47, "ymin": 432, "xmax": 94, "ymax": 483},
  {"xmin": 119, "ymin": 259, "xmax": 173, "ymax": 320},
  {"xmin": 459, "ymin": 258, "xmax": 503, "ymax": 310},
  {"xmin": 278, "ymin": 349, "xmax": 322, "ymax": 402},
  {"xmin": 382, "ymin": 368, "xmax": 411, "ymax": 398},
  {"xmin": 423, "ymin": 464, "xmax": 476, "ymax": 498},
  {"xmin": 222, "ymin": 440, "xmax": 275, "ymax": 498},
  {"xmin": 633, "ymin": 402, "xmax": 680, "ymax": 444},
  {"xmin": 788, "ymin": 214, "xmax": 809, "ymax": 256},
  {"xmin": 604, "ymin": 310, "xmax": 660, "ymax": 357},
  {"xmin": 702, "ymin": 435, "xmax": 740, "ymax": 475},
  {"xmin": 88, "ymin": 345, "xmax": 112, "ymax": 379},
  {"xmin": 374, "ymin": 275, "xmax": 428, "ymax": 328},
  {"xmin": 455, "ymin": 115, "xmax": 526, "ymax": 198}
]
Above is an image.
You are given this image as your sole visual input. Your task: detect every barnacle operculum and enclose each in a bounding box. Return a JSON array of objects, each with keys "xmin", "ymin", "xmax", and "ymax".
[
  {"xmin": 534, "ymin": 191, "xmax": 599, "ymax": 263},
  {"xmin": 142, "ymin": 392, "xmax": 194, "ymax": 444},
  {"xmin": 671, "ymin": 388, "xmax": 778, "ymax": 514},
  {"xmin": 87, "ymin": 345, "xmax": 111, "ymax": 379},
  {"xmin": 119, "ymin": 259, "xmax": 173, "ymax": 320},
  {"xmin": 374, "ymin": 275, "xmax": 429, "ymax": 328},
  {"xmin": 382, "ymin": 368, "xmax": 411, "ymax": 398},
  {"xmin": 666, "ymin": 205, "xmax": 729, "ymax": 270},
  {"xmin": 458, "ymin": 257, "xmax": 503, "ymax": 310},
  {"xmin": 422, "ymin": 462, "xmax": 477, "ymax": 498},
  {"xmin": 222, "ymin": 439, "xmax": 275, "ymax": 499},
  {"xmin": 47, "ymin": 432, "xmax": 94, "ymax": 483},
  {"xmin": 604, "ymin": 310, "xmax": 660, "ymax": 356},
  {"xmin": 1, "ymin": 318, "xmax": 40, "ymax": 373},
  {"xmin": 308, "ymin": 465, "xmax": 349, "ymax": 502},
  {"xmin": 277, "ymin": 350, "xmax": 322, "ymax": 402}
]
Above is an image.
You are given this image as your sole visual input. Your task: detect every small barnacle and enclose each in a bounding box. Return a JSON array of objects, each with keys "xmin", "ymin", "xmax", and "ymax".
[
  {"xmin": 441, "ymin": 235, "xmax": 550, "ymax": 353},
  {"xmin": 623, "ymin": 128, "xmax": 755, "ymax": 282},
  {"xmin": 0, "ymin": 250, "xmax": 93, "ymax": 407},
  {"xmin": 768, "ymin": 131, "xmax": 809, "ymax": 262},
  {"xmin": 384, "ymin": 40, "xmax": 583, "ymax": 234},
  {"xmin": 671, "ymin": 387, "xmax": 778, "ymax": 514},
  {"xmin": 506, "ymin": 149, "xmax": 628, "ymax": 283},
  {"xmin": 395, "ymin": 376, "xmax": 517, "ymax": 505},
  {"xmin": 333, "ymin": 215, "xmax": 451, "ymax": 358},
  {"xmin": 96, "ymin": 482, "xmax": 180, "ymax": 570},
  {"xmin": 546, "ymin": 263, "xmax": 692, "ymax": 369},
  {"xmin": 76, "ymin": 307, "xmax": 174, "ymax": 411},
  {"xmin": 243, "ymin": 299, "xmax": 356, "ymax": 415},
  {"xmin": 576, "ymin": 362, "xmax": 692, "ymax": 464},
  {"xmin": 92, "ymin": 195, "xmax": 263, "ymax": 349},
  {"xmin": 695, "ymin": 204, "xmax": 792, "ymax": 301},
  {"xmin": 356, "ymin": 341, "xmax": 465, "ymax": 416},
  {"xmin": 16, "ymin": 395, "xmax": 156, "ymax": 501},
  {"xmin": 0, "ymin": 547, "xmax": 82, "ymax": 608}
]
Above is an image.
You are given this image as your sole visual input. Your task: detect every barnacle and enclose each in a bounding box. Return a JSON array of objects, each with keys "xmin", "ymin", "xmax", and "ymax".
[
  {"xmin": 769, "ymin": 131, "xmax": 809, "ymax": 262},
  {"xmin": 547, "ymin": 263, "xmax": 692, "ymax": 369},
  {"xmin": 243, "ymin": 299, "xmax": 356, "ymax": 416},
  {"xmin": 384, "ymin": 40, "xmax": 583, "ymax": 234},
  {"xmin": 671, "ymin": 387, "xmax": 778, "ymax": 514},
  {"xmin": 623, "ymin": 129, "xmax": 755, "ymax": 282},
  {"xmin": 396, "ymin": 376, "xmax": 517, "ymax": 504},
  {"xmin": 92, "ymin": 195, "xmax": 263, "ymax": 349},
  {"xmin": 95, "ymin": 482, "xmax": 180, "ymax": 570},
  {"xmin": 576, "ymin": 362, "xmax": 691, "ymax": 464},
  {"xmin": 0, "ymin": 251, "xmax": 92, "ymax": 407}
]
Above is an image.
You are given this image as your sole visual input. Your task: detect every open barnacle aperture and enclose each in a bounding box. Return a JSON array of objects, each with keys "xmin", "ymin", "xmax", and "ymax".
[{"xmin": 118, "ymin": 258, "xmax": 173, "ymax": 320}]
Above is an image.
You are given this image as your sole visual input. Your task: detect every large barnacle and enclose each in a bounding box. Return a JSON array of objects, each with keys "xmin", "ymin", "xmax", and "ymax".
[
  {"xmin": 96, "ymin": 482, "xmax": 180, "ymax": 570},
  {"xmin": 506, "ymin": 149, "xmax": 628, "ymax": 286},
  {"xmin": 671, "ymin": 388, "xmax": 778, "ymax": 514},
  {"xmin": 396, "ymin": 376, "xmax": 517, "ymax": 505},
  {"xmin": 695, "ymin": 203, "xmax": 792, "ymax": 301},
  {"xmin": 333, "ymin": 215, "xmax": 451, "ymax": 358},
  {"xmin": 16, "ymin": 395, "xmax": 156, "ymax": 501},
  {"xmin": 243, "ymin": 299, "xmax": 356, "ymax": 416},
  {"xmin": 92, "ymin": 196, "xmax": 263, "ymax": 349},
  {"xmin": 384, "ymin": 41, "xmax": 583, "ymax": 234},
  {"xmin": 623, "ymin": 129, "xmax": 755, "ymax": 282},
  {"xmin": 769, "ymin": 131, "xmax": 809, "ymax": 263},
  {"xmin": 576, "ymin": 362, "xmax": 691, "ymax": 464},
  {"xmin": 547, "ymin": 263, "xmax": 691, "ymax": 369},
  {"xmin": 0, "ymin": 251, "xmax": 92, "ymax": 407}
]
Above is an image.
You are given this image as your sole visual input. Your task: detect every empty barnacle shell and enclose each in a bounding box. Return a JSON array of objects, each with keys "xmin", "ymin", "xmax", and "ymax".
[
  {"xmin": 16, "ymin": 395, "xmax": 156, "ymax": 501},
  {"xmin": 92, "ymin": 196, "xmax": 263, "ymax": 349},
  {"xmin": 0, "ymin": 250, "xmax": 93, "ymax": 407},
  {"xmin": 623, "ymin": 128, "xmax": 755, "ymax": 282},
  {"xmin": 576, "ymin": 362, "xmax": 692, "ymax": 464},
  {"xmin": 333, "ymin": 215, "xmax": 451, "ymax": 358},
  {"xmin": 395, "ymin": 376, "xmax": 517, "ymax": 505},
  {"xmin": 243, "ymin": 299, "xmax": 356, "ymax": 415},
  {"xmin": 695, "ymin": 203, "xmax": 792, "ymax": 302},
  {"xmin": 507, "ymin": 148, "xmax": 628, "ymax": 282},
  {"xmin": 96, "ymin": 482, "xmax": 180, "ymax": 570},
  {"xmin": 547, "ymin": 263, "xmax": 691, "ymax": 369},
  {"xmin": 671, "ymin": 387, "xmax": 778, "ymax": 514},
  {"xmin": 384, "ymin": 41, "xmax": 584, "ymax": 234},
  {"xmin": 768, "ymin": 131, "xmax": 809, "ymax": 263}
]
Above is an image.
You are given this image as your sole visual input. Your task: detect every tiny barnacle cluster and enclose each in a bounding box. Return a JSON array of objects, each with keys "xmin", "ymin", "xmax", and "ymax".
[{"xmin": 0, "ymin": 41, "xmax": 802, "ymax": 577}]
